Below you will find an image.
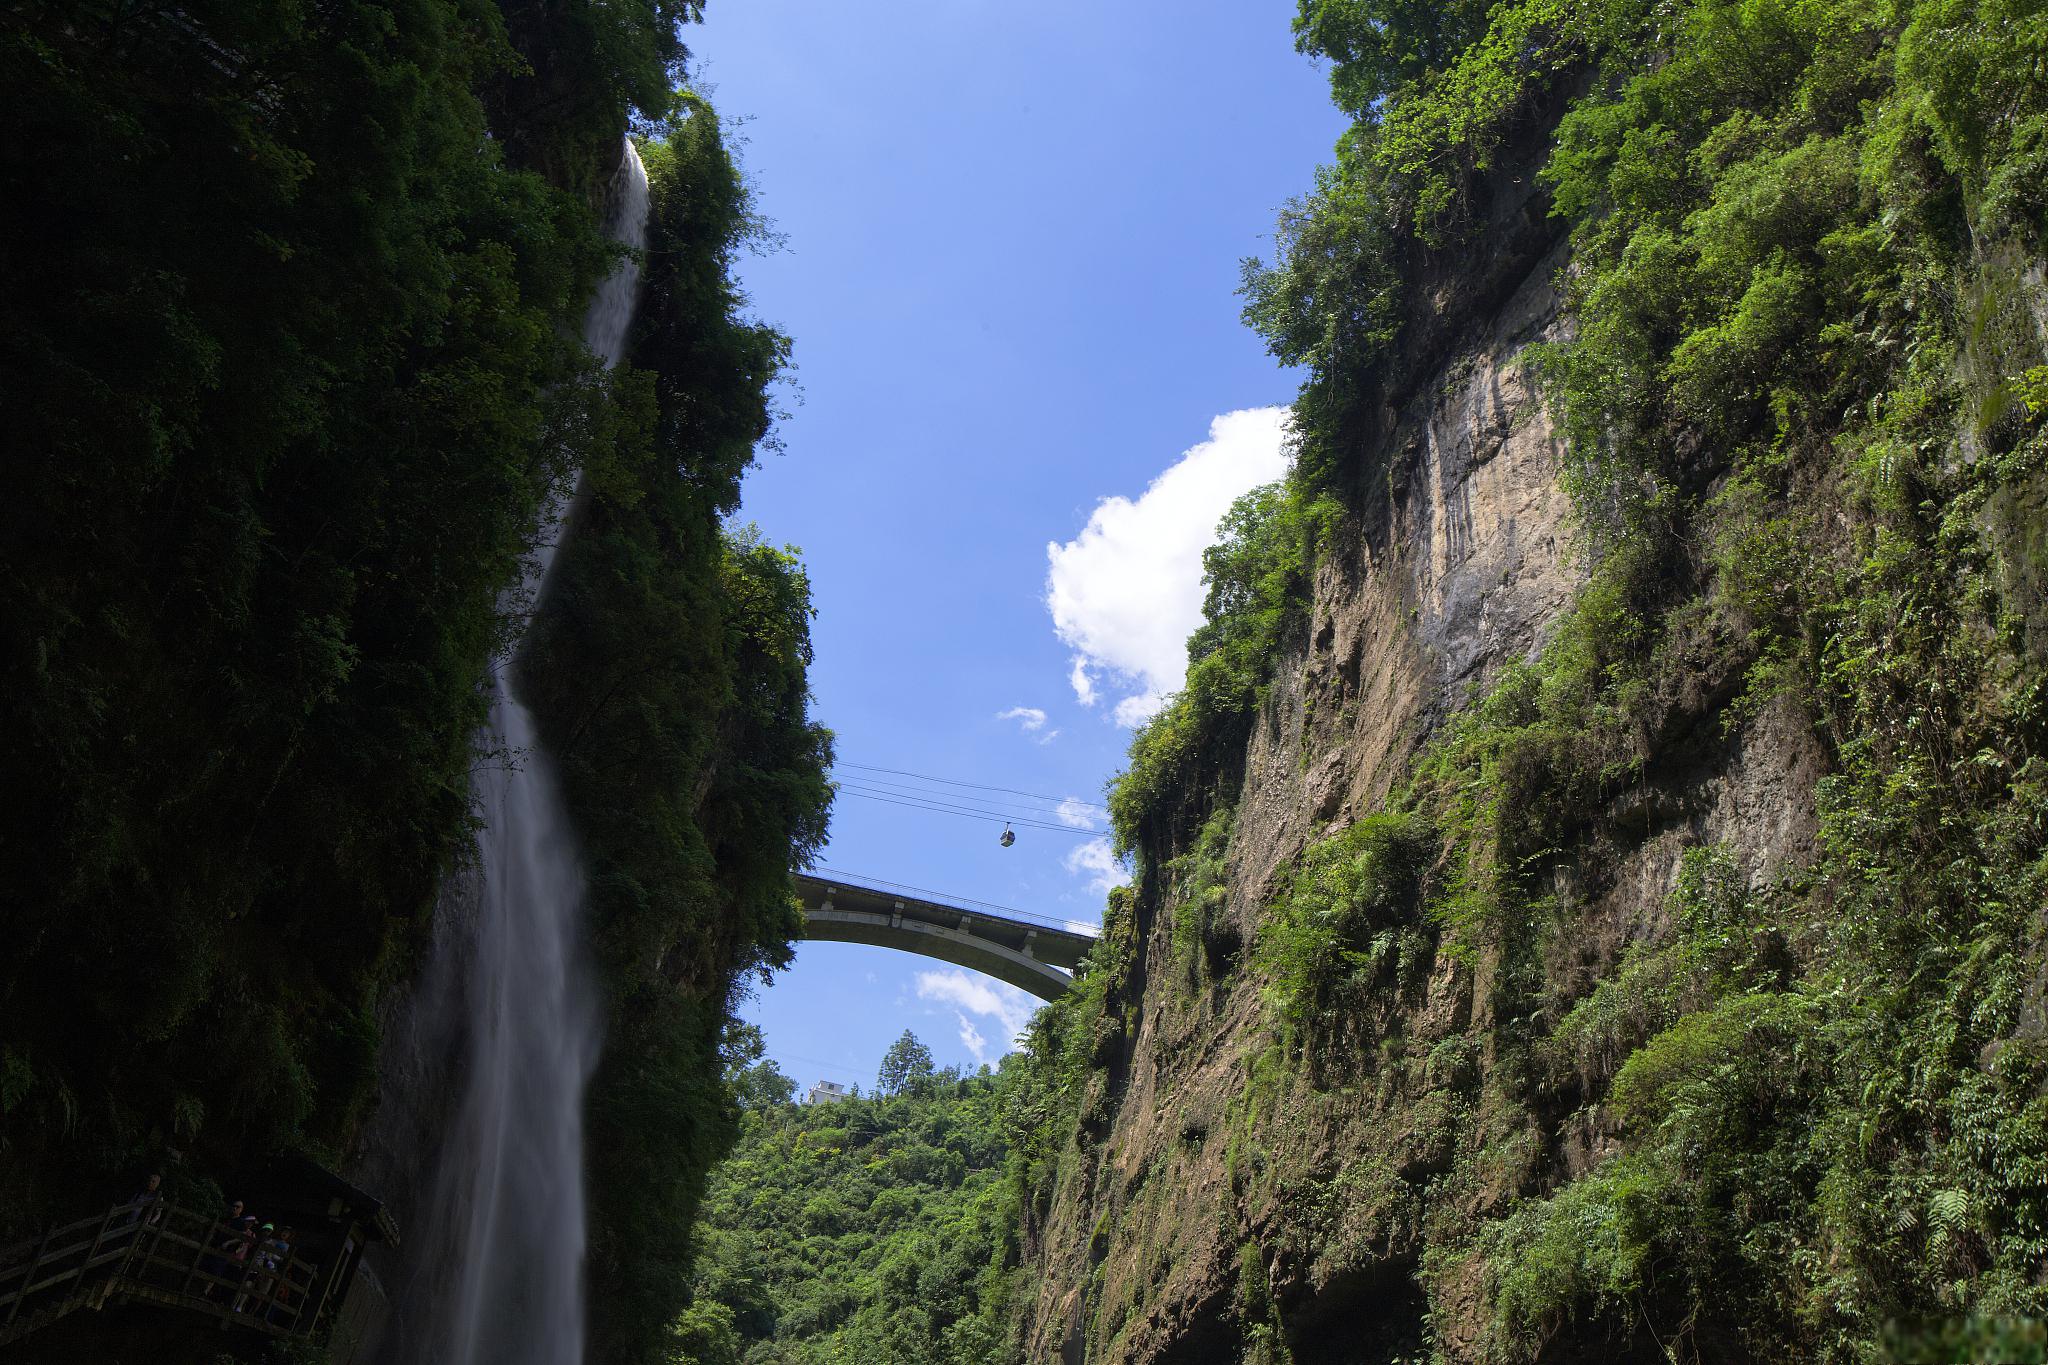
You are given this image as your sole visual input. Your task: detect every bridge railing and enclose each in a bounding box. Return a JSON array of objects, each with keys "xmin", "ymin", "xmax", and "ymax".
[
  {"xmin": 0, "ymin": 1198, "xmax": 319, "ymax": 1345},
  {"xmin": 803, "ymin": 867, "xmax": 1099, "ymax": 938},
  {"xmin": 0, "ymin": 1203, "xmax": 133, "ymax": 1329}
]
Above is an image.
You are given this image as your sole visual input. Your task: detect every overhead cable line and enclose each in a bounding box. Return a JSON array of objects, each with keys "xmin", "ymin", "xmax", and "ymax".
[
  {"xmin": 832, "ymin": 788, "xmax": 1102, "ymax": 836},
  {"xmin": 830, "ymin": 772, "xmax": 1107, "ymax": 824},
  {"xmin": 832, "ymin": 785, "xmax": 1103, "ymax": 836},
  {"xmin": 833, "ymin": 760, "xmax": 1091, "ymax": 807},
  {"xmin": 830, "ymin": 770, "xmax": 1081, "ymax": 814},
  {"xmin": 829, "ymin": 780, "xmax": 1104, "ymax": 829},
  {"xmin": 767, "ymin": 1050, "xmax": 870, "ymax": 1080},
  {"xmin": 831, "ymin": 781, "xmax": 1104, "ymax": 831}
]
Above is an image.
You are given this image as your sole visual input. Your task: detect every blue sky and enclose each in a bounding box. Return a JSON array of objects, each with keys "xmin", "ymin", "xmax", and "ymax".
[{"xmin": 690, "ymin": 0, "xmax": 1347, "ymax": 1089}]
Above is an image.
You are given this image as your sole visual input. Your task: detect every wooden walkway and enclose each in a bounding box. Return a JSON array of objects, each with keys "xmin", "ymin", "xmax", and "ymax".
[{"xmin": 0, "ymin": 1198, "xmax": 322, "ymax": 1347}]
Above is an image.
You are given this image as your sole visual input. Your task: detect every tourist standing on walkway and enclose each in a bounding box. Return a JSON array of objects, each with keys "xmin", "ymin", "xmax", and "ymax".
[
  {"xmin": 264, "ymin": 1227, "xmax": 297, "ymax": 1325},
  {"xmin": 123, "ymin": 1172, "xmax": 163, "ymax": 1227}
]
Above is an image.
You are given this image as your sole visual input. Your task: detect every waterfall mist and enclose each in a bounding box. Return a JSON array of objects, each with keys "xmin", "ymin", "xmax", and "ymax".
[{"xmin": 383, "ymin": 138, "xmax": 650, "ymax": 1365}]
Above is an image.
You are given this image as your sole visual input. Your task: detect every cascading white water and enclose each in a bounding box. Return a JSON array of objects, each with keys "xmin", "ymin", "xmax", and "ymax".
[{"xmin": 398, "ymin": 138, "xmax": 650, "ymax": 1365}]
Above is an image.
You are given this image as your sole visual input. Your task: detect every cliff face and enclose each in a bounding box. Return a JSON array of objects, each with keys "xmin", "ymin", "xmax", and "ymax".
[
  {"xmin": 1014, "ymin": 4, "xmax": 2048, "ymax": 1355},
  {"xmin": 352, "ymin": 111, "xmax": 834, "ymax": 1365},
  {"xmin": 1020, "ymin": 231, "xmax": 1579, "ymax": 1365},
  {"xmin": 1018, "ymin": 211, "xmax": 1843, "ymax": 1365}
]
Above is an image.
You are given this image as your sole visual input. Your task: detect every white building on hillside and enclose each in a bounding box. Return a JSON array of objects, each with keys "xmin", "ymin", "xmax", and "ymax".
[{"xmin": 805, "ymin": 1080, "xmax": 850, "ymax": 1106}]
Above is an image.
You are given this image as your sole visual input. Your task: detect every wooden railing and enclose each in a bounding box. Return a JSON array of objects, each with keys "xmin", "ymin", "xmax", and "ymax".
[{"xmin": 0, "ymin": 1198, "xmax": 320, "ymax": 1346}]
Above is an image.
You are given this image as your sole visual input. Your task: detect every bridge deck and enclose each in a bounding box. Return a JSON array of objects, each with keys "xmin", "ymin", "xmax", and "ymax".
[{"xmin": 792, "ymin": 872, "xmax": 1096, "ymax": 1000}]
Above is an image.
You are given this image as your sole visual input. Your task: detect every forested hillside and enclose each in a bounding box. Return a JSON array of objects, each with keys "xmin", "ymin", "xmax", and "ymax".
[
  {"xmin": 676, "ymin": 1030, "xmax": 1018, "ymax": 1364},
  {"xmin": 0, "ymin": 1, "xmax": 827, "ymax": 1361}
]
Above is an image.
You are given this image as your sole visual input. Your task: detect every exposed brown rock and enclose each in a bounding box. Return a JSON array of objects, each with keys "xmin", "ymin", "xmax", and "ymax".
[{"xmin": 1019, "ymin": 221, "xmax": 1826, "ymax": 1365}]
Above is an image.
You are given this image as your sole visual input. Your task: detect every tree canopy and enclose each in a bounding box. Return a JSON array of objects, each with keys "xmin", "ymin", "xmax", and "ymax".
[
  {"xmin": 876, "ymin": 1031, "xmax": 938, "ymax": 1098},
  {"xmin": 680, "ymin": 1054, "xmax": 1021, "ymax": 1364}
]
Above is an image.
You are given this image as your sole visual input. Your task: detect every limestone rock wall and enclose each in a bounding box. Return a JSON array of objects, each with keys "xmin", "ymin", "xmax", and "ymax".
[{"xmin": 1019, "ymin": 227, "xmax": 1825, "ymax": 1365}]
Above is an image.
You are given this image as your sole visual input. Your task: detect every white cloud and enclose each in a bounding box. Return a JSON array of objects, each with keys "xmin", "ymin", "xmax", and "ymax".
[
  {"xmin": 1055, "ymin": 797, "xmax": 1107, "ymax": 829},
  {"xmin": 1069, "ymin": 657, "xmax": 1098, "ymax": 707},
  {"xmin": 916, "ymin": 969, "xmax": 1036, "ymax": 1064},
  {"xmin": 1113, "ymin": 694, "xmax": 1163, "ymax": 728},
  {"xmin": 1046, "ymin": 407, "xmax": 1293, "ymax": 725},
  {"xmin": 1064, "ymin": 837, "xmax": 1125, "ymax": 895},
  {"xmin": 996, "ymin": 705, "xmax": 1058, "ymax": 746},
  {"xmin": 955, "ymin": 1016, "xmax": 990, "ymax": 1064}
]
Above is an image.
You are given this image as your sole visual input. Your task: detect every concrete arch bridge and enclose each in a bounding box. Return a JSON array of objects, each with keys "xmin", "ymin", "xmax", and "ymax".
[{"xmin": 793, "ymin": 871, "xmax": 1095, "ymax": 1000}]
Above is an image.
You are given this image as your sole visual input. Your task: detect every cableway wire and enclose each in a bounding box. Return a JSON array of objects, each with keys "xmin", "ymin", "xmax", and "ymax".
[
  {"xmin": 833, "ymin": 785, "xmax": 1102, "ymax": 836},
  {"xmin": 831, "ymin": 773, "xmax": 1108, "ymax": 825},
  {"xmin": 832, "ymin": 760, "xmax": 1092, "ymax": 807},
  {"xmin": 831, "ymin": 783, "xmax": 1102, "ymax": 832},
  {"xmin": 827, "ymin": 777, "xmax": 1105, "ymax": 834},
  {"xmin": 767, "ymin": 1049, "xmax": 870, "ymax": 1081}
]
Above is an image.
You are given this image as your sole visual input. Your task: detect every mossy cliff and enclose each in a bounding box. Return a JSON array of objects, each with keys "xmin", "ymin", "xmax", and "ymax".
[
  {"xmin": 1008, "ymin": 3, "xmax": 2048, "ymax": 1360},
  {"xmin": 0, "ymin": 5, "xmax": 826, "ymax": 1364}
]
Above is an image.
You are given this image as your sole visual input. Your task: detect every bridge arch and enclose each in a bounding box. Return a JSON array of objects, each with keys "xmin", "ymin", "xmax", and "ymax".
[{"xmin": 792, "ymin": 872, "xmax": 1094, "ymax": 1001}]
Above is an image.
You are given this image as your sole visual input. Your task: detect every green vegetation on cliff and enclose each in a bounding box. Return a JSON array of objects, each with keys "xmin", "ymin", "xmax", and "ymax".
[
  {"xmin": 1111, "ymin": 484, "xmax": 1321, "ymax": 859},
  {"xmin": 1446, "ymin": 0, "xmax": 2048, "ymax": 1351},
  {"xmin": 1, "ymin": 0, "xmax": 619, "ymax": 1220},
  {"xmin": 1041, "ymin": 0, "xmax": 2048, "ymax": 1360},
  {"xmin": 0, "ymin": 6, "xmax": 828, "ymax": 1364},
  {"xmin": 524, "ymin": 100, "xmax": 833, "ymax": 1365}
]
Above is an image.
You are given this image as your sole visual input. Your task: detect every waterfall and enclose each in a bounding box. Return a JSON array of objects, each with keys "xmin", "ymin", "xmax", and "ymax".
[{"xmin": 388, "ymin": 138, "xmax": 650, "ymax": 1365}]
